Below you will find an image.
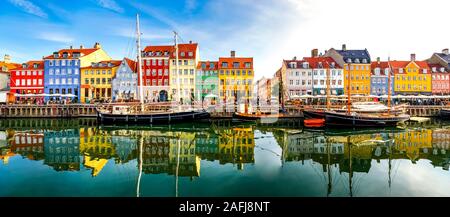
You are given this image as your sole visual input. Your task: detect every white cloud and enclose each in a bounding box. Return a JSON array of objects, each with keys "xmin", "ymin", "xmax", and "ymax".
[
  {"xmin": 37, "ymin": 32, "xmax": 75, "ymax": 44},
  {"xmin": 97, "ymin": 0, "xmax": 124, "ymax": 13},
  {"xmin": 8, "ymin": 0, "xmax": 48, "ymax": 18}
]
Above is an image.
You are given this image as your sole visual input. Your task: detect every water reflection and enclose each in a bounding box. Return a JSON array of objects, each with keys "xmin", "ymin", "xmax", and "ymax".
[{"xmin": 0, "ymin": 119, "xmax": 449, "ymax": 196}]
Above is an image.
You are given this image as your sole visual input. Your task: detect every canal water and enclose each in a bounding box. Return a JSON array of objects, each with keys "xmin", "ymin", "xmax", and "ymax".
[{"xmin": 0, "ymin": 119, "xmax": 449, "ymax": 197}]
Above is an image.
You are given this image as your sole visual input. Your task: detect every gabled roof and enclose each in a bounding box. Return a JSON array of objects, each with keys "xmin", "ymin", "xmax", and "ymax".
[
  {"xmin": 303, "ymin": 57, "xmax": 341, "ymax": 69},
  {"xmin": 173, "ymin": 43, "xmax": 198, "ymax": 59},
  {"xmin": 283, "ymin": 59, "xmax": 307, "ymax": 69},
  {"xmin": 336, "ymin": 49, "xmax": 371, "ymax": 63},
  {"xmin": 0, "ymin": 61, "xmax": 21, "ymax": 71},
  {"xmin": 197, "ymin": 61, "xmax": 218, "ymax": 70},
  {"xmin": 12, "ymin": 60, "xmax": 44, "ymax": 70},
  {"xmin": 124, "ymin": 58, "xmax": 137, "ymax": 72},
  {"xmin": 44, "ymin": 48, "xmax": 99, "ymax": 59},
  {"xmin": 143, "ymin": 43, "xmax": 198, "ymax": 59},
  {"xmin": 436, "ymin": 53, "xmax": 450, "ymax": 68},
  {"xmin": 388, "ymin": 60, "xmax": 430, "ymax": 74},
  {"xmin": 218, "ymin": 57, "xmax": 253, "ymax": 69},
  {"xmin": 81, "ymin": 60, "xmax": 122, "ymax": 69},
  {"xmin": 370, "ymin": 61, "xmax": 390, "ymax": 76},
  {"xmin": 143, "ymin": 45, "xmax": 174, "ymax": 57}
]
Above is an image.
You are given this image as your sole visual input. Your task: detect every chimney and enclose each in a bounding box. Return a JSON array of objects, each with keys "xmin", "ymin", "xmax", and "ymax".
[
  {"xmin": 70, "ymin": 45, "xmax": 73, "ymax": 49},
  {"xmin": 342, "ymin": 44, "xmax": 347, "ymax": 51},
  {"xmin": 231, "ymin": 50, "xmax": 236, "ymax": 58},
  {"xmin": 94, "ymin": 42, "xmax": 101, "ymax": 49},
  {"xmin": 410, "ymin": 53, "xmax": 416, "ymax": 62},
  {"xmin": 311, "ymin": 49, "xmax": 319, "ymax": 58},
  {"xmin": 80, "ymin": 45, "xmax": 84, "ymax": 49},
  {"xmin": 293, "ymin": 56, "xmax": 297, "ymax": 60},
  {"xmin": 443, "ymin": 48, "xmax": 449, "ymax": 55},
  {"xmin": 189, "ymin": 40, "xmax": 192, "ymax": 44},
  {"xmin": 377, "ymin": 57, "xmax": 380, "ymax": 64},
  {"xmin": 3, "ymin": 54, "xmax": 11, "ymax": 64}
]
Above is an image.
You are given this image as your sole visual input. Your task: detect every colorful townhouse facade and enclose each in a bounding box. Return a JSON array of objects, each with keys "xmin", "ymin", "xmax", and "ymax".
[
  {"xmin": 141, "ymin": 45, "xmax": 171, "ymax": 102},
  {"xmin": 370, "ymin": 58, "xmax": 394, "ymax": 96},
  {"xmin": 196, "ymin": 61, "xmax": 219, "ymax": 103},
  {"xmin": 392, "ymin": 54, "xmax": 431, "ymax": 95},
  {"xmin": 0, "ymin": 54, "xmax": 21, "ymax": 91},
  {"xmin": 170, "ymin": 42, "xmax": 199, "ymax": 104},
  {"xmin": 256, "ymin": 76, "xmax": 271, "ymax": 105},
  {"xmin": 430, "ymin": 64, "xmax": 450, "ymax": 95},
  {"xmin": 80, "ymin": 60, "xmax": 121, "ymax": 103},
  {"xmin": 9, "ymin": 61, "xmax": 45, "ymax": 104},
  {"xmin": 304, "ymin": 54, "xmax": 344, "ymax": 95},
  {"xmin": 281, "ymin": 58, "xmax": 312, "ymax": 98},
  {"xmin": 326, "ymin": 44, "xmax": 371, "ymax": 95},
  {"xmin": 43, "ymin": 43, "xmax": 111, "ymax": 103},
  {"xmin": 111, "ymin": 58, "xmax": 138, "ymax": 102},
  {"xmin": 218, "ymin": 51, "xmax": 254, "ymax": 104}
]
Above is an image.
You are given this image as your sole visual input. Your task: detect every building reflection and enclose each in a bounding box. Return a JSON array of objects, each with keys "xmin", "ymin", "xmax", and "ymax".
[
  {"xmin": 44, "ymin": 129, "xmax": 80, "ymax": 171},
  {"xmin": 80, "ymin": 128, "xmax": 114, "ymax": 176},
  {"xmin": 9, "ymin": 130, "xmax": 44, "ymax": 161},
  {"xmin": 110, "ymin": 130, "xmax": 137, "ymax": 164}
]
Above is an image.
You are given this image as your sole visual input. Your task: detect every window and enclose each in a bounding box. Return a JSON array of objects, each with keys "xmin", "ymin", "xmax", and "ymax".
[
  {"xmin": 38, "ymin": 79, "xmax": 42, "ymax": 85},
  {"xmin": 74, "ymin": 69, "xmax": 79, "ymax": 74},
  {"xmin": 55, "ymin": 78, "xmax": 60, "ymax": 85},
  {"xmin": 158, "ymin": 60, "xmax": 163, "ymax": 66},
  {"xmin": 164, "ymin": 69, "xmax": 169, "ymax": 76},
  {"xmin": 61, "ymin": 78, "xmax": 66, "ymax": 85},
  {"xmin": 222, "ymin": 62, "xmax": 228, "ymax": 68},
  {"xmin": 158, "ymin": 69, "xmax": 162, "ymax": 76},
  {"xmin": 85, "ymin": 78, "xmax": 89, "ymax": 84},
  {"xmin": 74, "ymin": 78, "xmax": 78, "ymax": 84},
  {"xmin": 49, "ymin": 78, "xmax": 53, "ymax": 85},
  {"xmin": 188, "ymin": 52, "xmax": 193, "ymax": 57},
  {"xmin": 91, "ymin": 78, "xmax": 95, "ymax": 84},
  {"xmin": 49, "ymin": 69, "xmax": 54, "ymax": 75},
  {"xmin": 49, "ymin": 60, "xmax": 54, "ymax": 66},
  {"xmin": 16, "ymin": 79, "xmax": 20, "ymax": 86}
]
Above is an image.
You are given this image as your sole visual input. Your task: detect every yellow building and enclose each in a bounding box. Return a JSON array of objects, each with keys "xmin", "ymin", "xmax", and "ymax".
[
  {"xmin": 80, "ymin": 60, "xmax": 121, "ymax": 103},
  {"xmin": 168, "ymin": 131, "xmax": 200, "ymax": 177},
  {"xmin": 393, "ymin": 55, "xmax": 432, "ymax": 94},
  {"xmin": 218, "ymin": 126, "xmax": 255, "ymax": 170},
  {"xmin": 170, "ymin": 43, "xmax": 199, "ymax": 103},
  {"xmin": 79, "ymin": 127, "xmax": 114, "ymax": 176},
  {"xmin": 218, "ymin": 51, "xmax": 254, "ymax": 107},
  {"xmin": 394, "ymin": 129, "xmax": 432, "ymax": 162},
  {"xmin": 326, "ymin": 45, "xmax": 371, "ymax": 95}
]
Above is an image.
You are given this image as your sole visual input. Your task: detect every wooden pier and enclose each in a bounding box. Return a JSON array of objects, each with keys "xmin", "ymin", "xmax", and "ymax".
[{"xmin": 0, "ymin": 104, "xmax": 446, "ymax": 119}]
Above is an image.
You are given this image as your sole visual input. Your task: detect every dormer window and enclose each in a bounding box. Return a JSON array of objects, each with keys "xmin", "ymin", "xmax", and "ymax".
[
  {"xmin": 209, "ymin": 63, "xmax": 214, "ymax": 69},
  {"xmin": 375, "ymin": 68, "xmax": 380, "ymax": 75},
  {"xmin": 73, "ymin": 52, "xmax": 80, "ymax": 58},
  {"xmin": 22, "ymin": 63, "xmax": 27, "ymax": 69},
  {"xmin": 164, "ymin": 51, "xmax": 168, "ymax": 56},
  {"xmin": 318, "ymin": 62, "xmax": 323, "ymax": 68},
  {"xmin": 188, "ymin": 52, "xmax": 193, "ymax": 57},
  {"xmin": 384, "ymin": 68, "xmax": 389, "ymax": 75},
  {"xmin": 233, "ymin": 62, "xmax": 240, "ymax": 68},
  {"xmin": 33, "ymin": 63, "xmax": 38, "ymax": 69},
  {"xmin": 347, "ymin": 58, "xmax": 352, "ymax": 63},
  {"xmin": 222, "ymin": 62, "xmax": 228, "ymax": 68},
  {"xmin": 362, "ymin": 59, "xmax": 367, "ymax": 64},
  {"xmin": 303, "ymin": 62, "xmax": 309, "ymax": 69},
  {"xmin": 53, "ymin": 52, "xmax": 59, "ymax": 58},
  {"xmin": 441, "ymin": 67, "xmax": 445, "ymax": 72},
  {"xmin": 432, "ymin": 67, "xmax": 436, "ymax": 72},
  {"xmin": 244, "ymin": 62, "xmax": 251, "ymax": 68},
  {"xmin": 423, "ymin": 69, "xmax": 427, "ymax": 74},
  {"xmin": 108, "ymin": 63, "xmax": 113, "ymax": 67},
  {"xmin": 181, "ymin": 52, "xmax": 185, "ymax": 57},
  {"xmin": 330, "ymin": 62, "xmax": 335, "ymax": 68},
  {"xmin": 399, "ymin": 68, "xmax": 403, "ymax": 73},
  {"xmin": 201, "ymin": 63, "xmax": 206, "ymax": 69},
  {"xmin": 355, "ymin": 59, "xmax": 360, "ymax": 63},
  {"xmin": 62, "ymin": 52, "xmax": 68, "ymax": 58}
]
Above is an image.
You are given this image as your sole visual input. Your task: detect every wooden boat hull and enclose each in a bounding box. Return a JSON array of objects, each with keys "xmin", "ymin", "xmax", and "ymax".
[
  {"xmin": 97, "ymin": 110, "xmax": 211, "ymax": 124},
  {"xmin": 440, "ymin": 109, "xmax": 450, "ymax": 119},
  {"xmin": 232, "ymin": 112, "xmax": 297, "ymax": 121},
  {"xmin": 303, "ymin": 109, "xmax": 325, "ymax": 119},
  {"xmin": 325, "ymin": 111, "xmax": 410, "ymax": 128}
]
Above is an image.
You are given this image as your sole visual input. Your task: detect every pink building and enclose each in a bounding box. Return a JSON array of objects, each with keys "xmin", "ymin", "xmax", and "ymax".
[{"xmin": 429, "ymin": 64, "xmax": 450, "ymax": 95}]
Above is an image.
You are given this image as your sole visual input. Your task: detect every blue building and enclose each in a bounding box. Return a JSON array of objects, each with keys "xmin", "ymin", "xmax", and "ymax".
[
  {"xmin": 371, "ymin": 59, "xmax": 394, "ymax": 96},
  {"xmin": 44, "ymin": 129, "xmax": 80, "ymax": 171},
  {"xmin": 112, "ymin": 58, "xmax": 138, "ymax": 102},
  {"xmin": 43, "ymin": 43, "xmax": 111, "ymax": 103}
]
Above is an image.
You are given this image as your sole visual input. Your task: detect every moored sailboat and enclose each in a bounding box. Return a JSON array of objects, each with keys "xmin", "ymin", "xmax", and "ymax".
[
  {"xmin": 97, "ymin": 14, "xmax": 210, "ymax": 125},
  {"xmin": 325, "ymin": 59, "xmax": 410, "ymax": 128}
]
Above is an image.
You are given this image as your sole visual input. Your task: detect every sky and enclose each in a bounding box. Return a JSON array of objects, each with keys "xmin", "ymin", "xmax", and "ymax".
[{"xmin": 0, "ymin": 0, "xmax": 449, "ymax": 81}]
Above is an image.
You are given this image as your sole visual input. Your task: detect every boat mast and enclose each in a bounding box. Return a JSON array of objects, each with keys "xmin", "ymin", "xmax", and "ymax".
[
  {"xmin": 348, "ymin": 136, "xmax": 353, "ymax": 197},
  {"xmin": 174, "ymin": 32, "xmax": 181, "ymax": 107},
  {"xmin": 347, "ymin": 63, "xmax": 352, "ymax": 114},
  {"xmin": 326, "ymin": 63, "xmax": 331, "ymax": 111},
  {"xmin": 136, "ymin": 14, "xmax": 144, "ymax": 109},
  {"xmin": 280, "ymin": 67, "xmax": 285, "ymax": 111},
  {"xmin": 387, "ymin": 57, "xmax": 392, "ymax": 114},
  {"xmin": 326, "ymin": 139, "xmax": 332, "ymax": 197}
]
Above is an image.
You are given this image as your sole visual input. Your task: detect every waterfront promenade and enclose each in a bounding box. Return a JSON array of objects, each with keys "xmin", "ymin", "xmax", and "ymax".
[{"xmin": 0, "ymin": 103, "xmax": 447, "ymax": 118}]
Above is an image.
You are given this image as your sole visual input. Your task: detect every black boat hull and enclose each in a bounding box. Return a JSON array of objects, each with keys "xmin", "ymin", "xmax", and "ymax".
[
  {"xmin": 440, "ymin": 109, "xmax": 450, "ymax": 119},
  {"xmin": 325, "ymin": 112, "xmax": 409, "ymax": 128},
  {"xmin": 97, "ymin": 110, "xmax": 211, "ymax": 125},
  {"xmin": 303, "ymin": 109, "xmax": 325, "ymax": 119}
]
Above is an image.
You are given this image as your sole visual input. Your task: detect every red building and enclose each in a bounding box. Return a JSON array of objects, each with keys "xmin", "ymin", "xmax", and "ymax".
[
  {"xmin": 10, "ymin": 60, "xmax": 45, "ymax": 104},
  {"xmin": 141, "ymin": 45, "xmax": 172, "ymax": 102},
  {"xmin": 429, "ymin": 64, "xmax": 450, "ymax": 95}
]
